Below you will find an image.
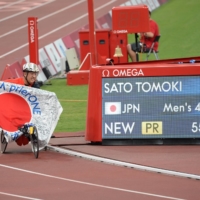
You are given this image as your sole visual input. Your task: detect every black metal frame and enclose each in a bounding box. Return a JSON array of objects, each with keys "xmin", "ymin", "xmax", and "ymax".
[{"xmin": 146, "ymin": 35, "xmax": 161, "ymax": 61}]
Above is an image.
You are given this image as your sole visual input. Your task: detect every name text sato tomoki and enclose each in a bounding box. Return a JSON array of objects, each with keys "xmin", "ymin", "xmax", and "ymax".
[{"xmin": 104, "ymin": 81, "xmax": 182, "ymax": 93}]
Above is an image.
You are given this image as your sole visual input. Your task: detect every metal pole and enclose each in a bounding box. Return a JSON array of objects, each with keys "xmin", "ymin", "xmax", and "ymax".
[
  {"xmin": 87, "ymin": 0, "xmax": 96, "ymax": 65},
  {"xmin": 135, "ymin": 33, "xmax": 139, "ymax": 62}
]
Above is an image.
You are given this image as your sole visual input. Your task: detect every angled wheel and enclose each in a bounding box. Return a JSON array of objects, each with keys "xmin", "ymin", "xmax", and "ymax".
[
  {"xmin": 1, "ymin": 130, "xmax": 8, "ymax": 154},
  {"xmin": 30, "ymin": 126, "xmax": 39, "ymax": 159}
]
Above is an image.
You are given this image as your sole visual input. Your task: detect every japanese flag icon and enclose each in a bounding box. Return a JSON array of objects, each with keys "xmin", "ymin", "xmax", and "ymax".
[{"xmin": 105, "ymin": 102, "xmax": 121, "ymax": 115}]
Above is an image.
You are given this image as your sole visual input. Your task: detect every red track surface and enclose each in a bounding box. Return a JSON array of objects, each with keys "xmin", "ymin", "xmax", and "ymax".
[
  {"xmin": 1, "ymin": 134, "xmax": 200, "ymax": 200},
  {"xmin": 0, "ymin": 0, "xmax": 126, "ymax": 76},
  {"xmin": 1, "ymin": 1, "xmax": 200, "ymax": 200}
]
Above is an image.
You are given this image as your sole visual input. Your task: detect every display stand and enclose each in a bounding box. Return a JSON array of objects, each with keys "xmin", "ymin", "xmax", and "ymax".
[{"xmin": 112, "ymin": 5, "xmax": 150, "ymax": 62}]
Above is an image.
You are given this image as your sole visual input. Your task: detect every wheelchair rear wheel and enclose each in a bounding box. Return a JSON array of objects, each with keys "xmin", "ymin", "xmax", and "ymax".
[
  {"xmin": 1, "ymin": 130, "xmax": 8, "ymax": 154},
  {"xmin": 30, "ymin": 126, "xmax": 39, "ymax": 159}
]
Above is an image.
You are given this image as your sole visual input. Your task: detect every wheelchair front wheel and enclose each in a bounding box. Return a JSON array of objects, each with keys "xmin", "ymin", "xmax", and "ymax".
[
  {"xmin": 1, "ymin": 130, "xmax": 8, "ymax": 154},
  {"xmin": 30, "ymin": 126, "xmax": 39, "ymax": 159}
]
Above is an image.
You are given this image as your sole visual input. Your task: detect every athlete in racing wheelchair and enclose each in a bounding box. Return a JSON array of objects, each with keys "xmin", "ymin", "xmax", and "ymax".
[{"xmin": 1, "ymin": 63, "xmax": 40, "ymax": 158}]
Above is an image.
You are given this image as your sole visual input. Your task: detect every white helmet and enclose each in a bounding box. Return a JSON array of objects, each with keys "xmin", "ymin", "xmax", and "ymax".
[{"xmin": 23, "ymin": 62, "xmax": 39, "ymax": 72}]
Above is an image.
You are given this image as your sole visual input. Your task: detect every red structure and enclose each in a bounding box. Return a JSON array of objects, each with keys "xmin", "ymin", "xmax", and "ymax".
[
  {"xmin": 66, "ymin": 0, "xmax": 95, "ymax": 85},
  {"xmin": 84, "ymin": 4, "xmax": 200, "ymax": 145},
  {"xmin": 1, "ymin": 62, "xmax": 23, "ymax": 80},
  {"xmin": 28, "ymin": 17, "xmax": 39, "ymax": 65},
  {"xmin": 79, "ymin": 29, "xmax": 128, "ymax": 65},
  {"xmin": 79, "ymin": 29, "xmax": 110, "ymax": 64},
  {"xmin": 109, "ymin": 32, "xmax": 128, "ymax": 63},
  {"xmin": 67, "ymin": 70, "xmax": 89, "ymax": 85},
  {"xmin": 85, "ymin": 60, "xmax": 200, "ymax": 144},
  {"xmin": 112, "ymin": 5, "xmax": 150, "ymax": 33}
]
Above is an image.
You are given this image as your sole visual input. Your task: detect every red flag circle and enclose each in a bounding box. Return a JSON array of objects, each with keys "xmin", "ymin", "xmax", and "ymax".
[
  {"xmin": 110, "ymin": 105, "xmax": 117, "ymax": 112},
  {"xmin": 0, "ymin": 93, "xmax": 31, "ymax": 132}
]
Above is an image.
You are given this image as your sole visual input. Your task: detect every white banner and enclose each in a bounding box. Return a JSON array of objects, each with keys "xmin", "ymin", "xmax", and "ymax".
[
  {"xmin": 54, "ymin": 38, "xmax": 67, "ymax": 59},
  {"xmin": 0, "ymin": 81, "xmax": 63, "ymax": 150},
  {"xmin": 44, "ymin": 43, "xmax": 62, "ymax": 73}
]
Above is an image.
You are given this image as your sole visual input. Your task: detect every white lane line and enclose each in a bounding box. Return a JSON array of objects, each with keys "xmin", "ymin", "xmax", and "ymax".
[
  {"xmin": 0, "ymin": 0, "xmax": 55, "ymax": 23},
  {"xmin": 0, "ymin": 192, "xmax": 42, "ymax": 200},
  {"xmin": 0, "ymin": 0, "xmax": 25, "ymax": 9},
  {"xmin": 37, "ymin": 0, "xmax": 86, "ymax": 21},
  {"xmin": 0, "ymin": 0, "xmax": 86, "ymax": 38},
  {"xmin": 0, "ymin": 43, "xmax": 28, "ymax": 59},
  {"xmin": 0, "ymin": 0, "xmax": 116, "ymax": 59},
  {"xmin": 39, "ymin": 13, "xmax": 88, "ymax": 39},
  {"xmin": 0, "ymin": 164, "xmax": 185, "ymax": 200},
  {"xmin": 39, "ymin": 0, "xmax": 116, "ymax": 40},
  {"xmin": 47, "ymin": 145, "xmax": 200, "ymax": 181}
]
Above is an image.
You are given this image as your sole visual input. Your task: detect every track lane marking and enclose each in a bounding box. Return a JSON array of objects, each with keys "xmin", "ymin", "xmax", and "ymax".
[
  {"xmin": 0, "ymin": 0, "xmax": 55, "ymax": 23},
  {"xmin": 48, "ymin": 145, "xmax": 200, "ymax": 181},
  {"xmin": 0, "ymin": 0, "xmax": 116, "ymax": 58},
  {"xmin": 0, "ymin": 192, "xmax": 42, "ymax": 200},
  {"xmin": 0, "ymin": 0, "xmax": 86, "ymax": 38},
  {"xmin": 0, "ymin": 164, "xmax": 185, "ymax": 200},
  {"xmin": 0, "ymin": 0, "xmax": 25, "ymax": 10}
]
